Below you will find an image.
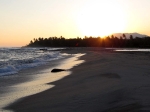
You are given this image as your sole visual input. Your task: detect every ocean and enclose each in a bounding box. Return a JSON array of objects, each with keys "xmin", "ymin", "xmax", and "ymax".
[
  {"xmin": 114, "ymin": 48, "xmax": 150, "ymax": 52},
  {"xmin": 0, "ymin": 47, "xmax": 65, "ymax": 76}
]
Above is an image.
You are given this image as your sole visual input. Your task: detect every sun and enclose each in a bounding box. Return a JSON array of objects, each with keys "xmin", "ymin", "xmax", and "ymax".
[{"xmin": 76, "ymin": 0, "xmax": 127, "ymax": 37}]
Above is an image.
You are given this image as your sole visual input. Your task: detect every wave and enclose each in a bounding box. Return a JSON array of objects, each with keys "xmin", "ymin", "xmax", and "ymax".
[{"xmin": 0, "ymin": 47, "xmax": 64, "ymax": 76}]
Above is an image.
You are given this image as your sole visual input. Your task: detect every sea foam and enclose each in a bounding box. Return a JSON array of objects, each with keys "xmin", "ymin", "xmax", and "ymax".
[{"xmin": 0, "ymin": 47, "xmax": 64, "ymax": 76}]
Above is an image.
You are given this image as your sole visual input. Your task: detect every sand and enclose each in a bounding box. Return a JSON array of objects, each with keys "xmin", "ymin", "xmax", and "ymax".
[{"xmin": 3, "ymin": 48, "xmax": 150, "ymax": 112}]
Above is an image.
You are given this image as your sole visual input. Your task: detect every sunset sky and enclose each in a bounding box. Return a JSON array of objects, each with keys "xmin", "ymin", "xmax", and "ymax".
[{"xmin": 0, "ymin": 0, "xmax": 150, "ymax": 47}]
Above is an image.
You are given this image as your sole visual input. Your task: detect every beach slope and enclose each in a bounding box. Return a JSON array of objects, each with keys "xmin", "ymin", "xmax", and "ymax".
[{"xmin": 6, "ymin": 48, "xmax": 150, "ymax": 112}]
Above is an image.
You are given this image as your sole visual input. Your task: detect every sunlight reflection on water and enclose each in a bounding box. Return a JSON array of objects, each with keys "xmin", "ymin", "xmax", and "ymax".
[
  {"xmin": 114, "ymin": 48, "xmax": 150, "ymax": 52},
  {"xmin": 1, "ymin": 53, "xmax": 85, "ymax": 112}
]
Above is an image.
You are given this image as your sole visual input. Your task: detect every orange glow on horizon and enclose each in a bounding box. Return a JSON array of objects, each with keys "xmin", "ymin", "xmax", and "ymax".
[{"xmin": 1, "ymin": 0, "xmax": 150, "ymax": 47}]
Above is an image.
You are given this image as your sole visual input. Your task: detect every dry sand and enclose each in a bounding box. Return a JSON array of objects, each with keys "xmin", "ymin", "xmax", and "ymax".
[{"xmin": 3, "ymin": 48, "xmax": 150, "ymax": 112}]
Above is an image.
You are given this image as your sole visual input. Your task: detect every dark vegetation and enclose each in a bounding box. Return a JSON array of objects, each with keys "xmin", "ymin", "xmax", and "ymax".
[{"xmin": 27, "ymin": 34, "xmax": 150, "ymax": 48}]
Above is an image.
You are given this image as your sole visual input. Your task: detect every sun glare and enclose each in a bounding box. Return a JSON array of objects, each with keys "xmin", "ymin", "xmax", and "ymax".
[{"xmin": 76, "ymin": 0, "xmax": 127, "ymax": 37}]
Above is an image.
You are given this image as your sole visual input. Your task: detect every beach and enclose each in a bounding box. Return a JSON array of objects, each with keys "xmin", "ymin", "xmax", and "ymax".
[{"xmin": 2, "ymin": 48, "xmax": 150, "ymax": 112}]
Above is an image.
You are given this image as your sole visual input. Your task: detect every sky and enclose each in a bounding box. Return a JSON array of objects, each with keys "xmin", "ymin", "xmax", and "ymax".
[{"xmin": 0, "ymin": 0, "xmax": 150, "ymax": 47}]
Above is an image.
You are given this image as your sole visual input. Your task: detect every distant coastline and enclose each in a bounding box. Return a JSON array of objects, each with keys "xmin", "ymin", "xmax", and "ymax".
[{"xmin": 27, "ymin": 33, "xmax": 150, "ymax": 48}]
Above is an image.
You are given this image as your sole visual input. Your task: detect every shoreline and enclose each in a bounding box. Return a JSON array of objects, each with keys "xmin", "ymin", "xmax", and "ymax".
[
  {"xmin": 1, "ymin": 50, "xmax": 85, "ymax": 112},
  {"xmin": 3, "ymin": 48, "xmax": 150, "ymax": 111}
]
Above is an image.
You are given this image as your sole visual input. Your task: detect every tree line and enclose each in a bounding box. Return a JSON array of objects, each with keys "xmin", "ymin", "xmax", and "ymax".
[{"xmin": 27, "ymin": 34, "xmax": 150, "ymax": 48}]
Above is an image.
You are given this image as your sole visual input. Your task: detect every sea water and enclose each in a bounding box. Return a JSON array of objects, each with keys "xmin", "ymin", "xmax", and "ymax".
[
  {"xmin": 0, "ymin": 47, "xmax": 64, "ymax": 76},
  {"xmin": 114, "ymin": 48, "xmax": 150, "ymax": 52},
  {"xmin": 0, "ymin": 47, "xmax": 85, "ymax": 112}
]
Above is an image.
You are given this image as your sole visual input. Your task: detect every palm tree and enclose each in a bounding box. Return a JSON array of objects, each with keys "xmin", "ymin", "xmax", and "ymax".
[{"xmin": 123, "ymin": 33, "xmax": 126, "ymax": 39}]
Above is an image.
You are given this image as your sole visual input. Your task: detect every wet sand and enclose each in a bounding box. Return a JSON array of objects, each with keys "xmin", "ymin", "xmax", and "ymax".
[
  {"xmin": 4, "ymin": 48, "xmax": 150, "ymax": 112},
  {"xmin": 0, "ymin": 52, "xmax": 84, "ymax": 112}
]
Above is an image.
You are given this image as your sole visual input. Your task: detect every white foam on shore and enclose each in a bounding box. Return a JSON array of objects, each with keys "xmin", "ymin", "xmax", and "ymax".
[
  {"xmin": 0, "ymin": 48, "xmax": 63, "ymax": 76},
  {"xmin": 1, "ymin": 53, "xmax": 85, "ymax": 112}
]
